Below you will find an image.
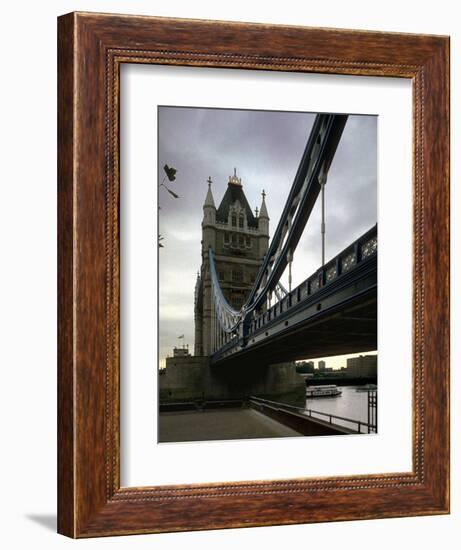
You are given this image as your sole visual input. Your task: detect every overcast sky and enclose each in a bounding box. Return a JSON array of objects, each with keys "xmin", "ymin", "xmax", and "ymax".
[{"xmin": 158, "ymin": 107, "xmax": 377, "ymax": 368}]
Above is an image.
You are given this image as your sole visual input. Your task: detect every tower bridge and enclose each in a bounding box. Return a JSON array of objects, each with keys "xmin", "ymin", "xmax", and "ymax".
[
  {"xmin": 211, "ymin": 224, "xmax": 377, "ymax": 367},
  {"xmin": 160, "ymin": 113, "xmax": 377, "ymax": 411}
]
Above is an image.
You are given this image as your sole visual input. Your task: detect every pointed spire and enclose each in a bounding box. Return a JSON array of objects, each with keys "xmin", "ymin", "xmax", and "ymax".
[
  {"xmin": 204, "ymin": 176, "xmax": 215, "ymax": 208},
  {"xmin": 259, "ymin": 189, "xmax": 269, "ymax": 219}
]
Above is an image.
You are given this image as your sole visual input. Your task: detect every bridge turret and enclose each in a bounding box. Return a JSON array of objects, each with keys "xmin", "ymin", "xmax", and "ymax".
[
  {"xmin": 194, "ymin": 271, "xmax": 204, "ymax": 356},
  {"xmin": 202, "ymin": 176, "xmax": 216, "ymax": 225},
  {"xmin": 202, "ymin": 176, "xmax": 217, "ymax": 258},
  {"xmin": 258, "ymin": 189, "xmax": 270, "ymax": 258},
  {"xmin": 258, "ymin": 189, "xmax": 269, "ymax": 229}
]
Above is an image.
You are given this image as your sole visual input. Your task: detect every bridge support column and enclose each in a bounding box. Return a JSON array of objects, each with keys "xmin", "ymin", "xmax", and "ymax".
[{"xmin": 159, "ymin": 357, "xmax": 306, "ymax": 407}]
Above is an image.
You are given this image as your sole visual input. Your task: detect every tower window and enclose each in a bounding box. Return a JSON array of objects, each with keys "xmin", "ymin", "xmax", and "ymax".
[
  {"xmin": 239, "ymin": 235, "xmax": 244, "ymax": 246},
  {"xmin": 231, "ymin": 215, "xmax": 237, "ymax": 227},
  {"xmin": 246, "ymin": 236, "xmax": 251, "ymax": 247},
  {"xmin": 232, "ymin": 270, "xmax": 243, "ymax": 282},
  {"xmin": 238, "ymin": 215, "xmax": 244, "ymax": 228}
]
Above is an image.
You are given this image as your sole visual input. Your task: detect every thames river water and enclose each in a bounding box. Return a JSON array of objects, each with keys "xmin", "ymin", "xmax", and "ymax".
[{"xmin": 304, "ymin": 386, "xmax": 376, "ymax": 433}]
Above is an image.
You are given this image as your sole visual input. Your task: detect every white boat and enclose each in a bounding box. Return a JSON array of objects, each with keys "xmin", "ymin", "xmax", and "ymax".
[
  {"xmin": 356, "ymin": 384, "xmax": 377, "ymax": 392},
  {"xmin": 306, "ymin": 385, "xmax": 342, "ymax": 398}
]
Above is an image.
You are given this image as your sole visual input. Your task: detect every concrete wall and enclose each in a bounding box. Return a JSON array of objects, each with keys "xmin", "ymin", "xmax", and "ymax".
[
  {"xmin": 250, "ymin": 400, "xmax": 354, "ymax": 436},
  {"xmin": 159, "ymin": 356, "xmax": 209, "ymax": 402},
  {"xmin": 159, "ymin": 357, "xmax": 306, "ymax": 407}
]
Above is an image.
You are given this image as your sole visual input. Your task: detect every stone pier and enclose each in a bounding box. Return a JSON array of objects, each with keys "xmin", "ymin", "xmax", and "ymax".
[{"xmin": 159, "ymin": 356, "xmax": 305, "ymax": 407}]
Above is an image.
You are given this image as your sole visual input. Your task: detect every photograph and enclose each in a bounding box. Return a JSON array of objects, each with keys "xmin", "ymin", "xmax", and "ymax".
[{"xmin": 157, "ymin": 106, "xmax": 378, "ymax": 443}]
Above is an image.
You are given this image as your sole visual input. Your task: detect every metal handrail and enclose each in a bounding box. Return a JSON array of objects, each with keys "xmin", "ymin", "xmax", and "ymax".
[
  {"xmin": 249, "ymin": 395, "xmax": 376, "ymax": 434},
  {"xmin": 304, "ymin": 408, "xmax": 372, "ymax": 434}
]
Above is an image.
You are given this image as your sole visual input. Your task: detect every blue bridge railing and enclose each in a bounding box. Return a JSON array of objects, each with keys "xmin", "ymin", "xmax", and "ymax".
[{"xmin": 249, "ymin": 224, "xmax": 377, "ymax": 335}]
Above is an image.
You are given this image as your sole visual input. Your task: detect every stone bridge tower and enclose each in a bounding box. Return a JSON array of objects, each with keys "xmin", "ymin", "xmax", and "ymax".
[{"xmin": 194, "ymin": 170, "xmax": 269, "ymax": 357}]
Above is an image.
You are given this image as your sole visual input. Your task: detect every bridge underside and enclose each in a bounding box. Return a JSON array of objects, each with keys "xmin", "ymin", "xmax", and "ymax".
[{"xmin": 212, "ymin": 289, "xmax": 377, "ymax": 369}]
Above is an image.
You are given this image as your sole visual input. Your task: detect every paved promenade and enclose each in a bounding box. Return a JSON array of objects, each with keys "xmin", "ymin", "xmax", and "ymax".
[{"xmin": 158, "ymin": 408, "xmax": 302, "ymax": 442}]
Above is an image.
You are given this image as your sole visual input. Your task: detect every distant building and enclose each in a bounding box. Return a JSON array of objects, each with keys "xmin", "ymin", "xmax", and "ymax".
[
  {"xmin": 318, "ymin": 360, "xmax": 326, "ymax": 371},
  {"xmin": 346, "ymin": 354, "xmax": 377, "ymax": 378},
  {"xmin": 173, "ymin": 346, "xmax": 191, "ymax": 358}
]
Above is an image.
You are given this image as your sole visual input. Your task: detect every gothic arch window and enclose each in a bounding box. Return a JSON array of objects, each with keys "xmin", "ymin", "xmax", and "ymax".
[
  {"xmin": 231, "ymin": 214, "xmax": 237, "ymax": 227},
  {"xmin": 238, "ymin": 214, "xmax": 244, "ymax": 228}
]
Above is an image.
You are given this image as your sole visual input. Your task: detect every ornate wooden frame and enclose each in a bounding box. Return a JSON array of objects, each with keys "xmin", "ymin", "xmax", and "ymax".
[{"xmin": 57, "ymin": 12, "xmax": 450, "ymax": 537}]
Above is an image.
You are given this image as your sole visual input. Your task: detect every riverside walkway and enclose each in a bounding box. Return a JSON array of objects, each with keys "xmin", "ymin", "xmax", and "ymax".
[{"xmin": 158, "ymin": 408, "xmax": 302, "ymax": 443}]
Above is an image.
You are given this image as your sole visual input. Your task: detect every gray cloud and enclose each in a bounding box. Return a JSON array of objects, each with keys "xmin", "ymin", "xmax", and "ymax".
[{"xmin": 158, "ymin": 107, "xmax": 376, "ymax": 366}]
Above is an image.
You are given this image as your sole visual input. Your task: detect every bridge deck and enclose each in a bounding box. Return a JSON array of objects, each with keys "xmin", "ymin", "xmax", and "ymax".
[
  {"xmin": 158, "ymin": 408, "xmax": 302, "ymax": 443},
  {"xmin": 211, "ymin": 225, "xmax": 377, "ymax": 366}
]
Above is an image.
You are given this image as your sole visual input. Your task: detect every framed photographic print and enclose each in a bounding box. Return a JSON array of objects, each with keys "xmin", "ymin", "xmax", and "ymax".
[{"xmin": 58, "ymin": 12, "xmax": 450, "ymax": 537}]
